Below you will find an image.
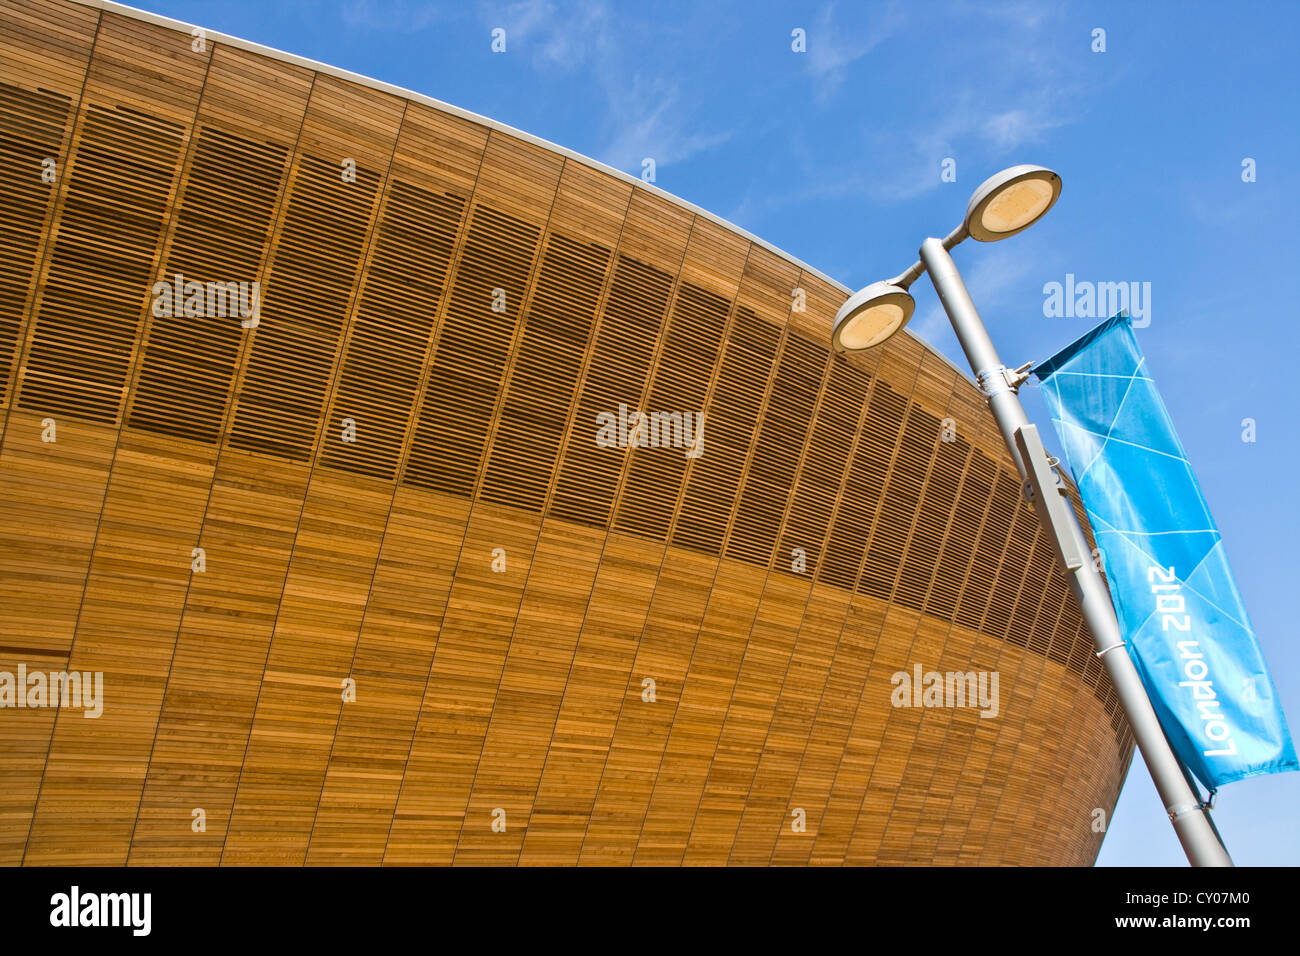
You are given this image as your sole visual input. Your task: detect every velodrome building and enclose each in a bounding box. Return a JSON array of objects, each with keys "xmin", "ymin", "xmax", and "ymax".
[{"xmin": 0, "ymin": 0, "xmax": 1134, "ymax": 865}]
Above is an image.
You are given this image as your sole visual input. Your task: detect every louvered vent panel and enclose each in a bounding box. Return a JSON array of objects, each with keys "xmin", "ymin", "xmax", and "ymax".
[
  {"xmin": 613, "ymin": 281, "xmax": 730, "ymax": 540},
  {"xmin": 777, "ymin": 357, "xmax": 869, "ymax": 576},
  {"xmin": 927, "ymin": 443, "xmax": 993, "ymax": 620},
  {"xmin": 19, "ymin": 105, "xmax": 184, "ymax": 422},
  {"xmin": 987, "ymin": 499, "xmax": 1037, "ymax": 638},
  {"xmin": 1039, "ymin": 555, "xmax": 1071, "ymax": 662},
  {"xmin": 820, "ymin": 382, "xmax": 907, "ymax": 590},
  {"xmin": 1085, "ymin": 647, "xmax": 1103, "ymax": 687},
  {"xmin": 1008, "ymin": 536, "xmax": 1052, "ymax": 649},
  {"xmin": 1059, "ymin": 593, "xmax": 1087, "ymax": 670},
  {"xmin": 859, "ymin": 404, "xmax": 940, "ymax": 600},
  {"xmin": 725, "ymin": 332, "xmax": 824, "ymax": 566},
  {"xmin": 128, "ymin": 126, "xmax": 288, "ymax": 442},
  {"xmin": 1108, "ymin": 690, "xmax": 1125, "ymax": 736},
  {"xmin": 1067, "ymin": 622, "xmax": 1091, "ymax": 674},
  {"xmin": 549, "ymin": 254, "xmax": 674, "ymax": 526},
  {"xmin": 956, "ymin": 467, "xmax": 1019, "ymax": 630},
  {"xmin": 671, "ymin": 307, "xmax": 780, "ymax": 554},
  {"xmin": 1046, "ymin": 613, "xmax": 1075, "ymax": 667},
  {"xmin": 896, "ymin": 430, "xmax": 970, "ymax": 611},
  {"xmin": 1094, "ymin": 681, "xmax": 1111, "ymax": 706},
  {"xmin": 479, "ymin": 231, "xmax": 611, "ymax": 510},
  {"xmin": 0, "ymin": 82, "xmax": 69, "ymax": 403},
  {"xmin": 320, "ymin": 180, "xmax": 466, "ymax": 478},
  {"xmin": 228, "ymin": 154, "xmax": 381, "ymax": 459},
  {"xmin": 1062, "ymin": 590, "xmax": 1084, "ymax": 632},
  {"xmin": 403, "ymin": 203, "xmax": 540, "ymax": 494}
]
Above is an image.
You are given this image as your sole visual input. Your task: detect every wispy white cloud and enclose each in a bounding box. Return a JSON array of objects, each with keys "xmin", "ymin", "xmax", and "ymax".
[
  {"xmin": 805, "ymin": 1, "xmax": 907, "ymax": 103},
  {"xmin": 489, "ymin": 0, "xmax": 612, "ymax": 71},
  {"xmin": 500, "ymin": 0, "xmax": 553, "ymax": 44},
  {"xmin": 476, "ymin": 0, "xmax": 733, "ymax": 175},
  {"xmin": 982, "ymin": 108, "xmax": 1065, "ymax": 150},
  {"xmin": 865, "ymin": 89, "xmax": 1071, "ymax": 202},
  {"xmin": 741, "ymin": 0, "xmax": 1084, "ymax": 218},
  {"xmin": 599, "ymin": 76, "xmax": 734, "ymax": 171}
]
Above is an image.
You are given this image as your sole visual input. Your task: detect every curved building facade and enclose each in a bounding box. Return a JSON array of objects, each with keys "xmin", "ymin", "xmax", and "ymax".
[{"xmin": 0, "ymin": 0, "xmax": 1133, "ymax": 865}]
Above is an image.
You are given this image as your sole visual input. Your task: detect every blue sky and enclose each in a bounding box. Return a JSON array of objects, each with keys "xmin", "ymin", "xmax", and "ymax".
[{"xmin": 136, "ymin": 0, "xmax": 1300, "ymax": 865}]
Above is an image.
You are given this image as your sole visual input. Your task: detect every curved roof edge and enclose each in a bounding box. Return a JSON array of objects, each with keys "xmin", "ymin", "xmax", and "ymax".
[{"xmin": 71, "ymin": 0, "xmax": 968, "ymax": 382}]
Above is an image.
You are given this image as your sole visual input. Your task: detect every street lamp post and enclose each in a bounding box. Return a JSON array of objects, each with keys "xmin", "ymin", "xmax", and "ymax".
[{"xmin": 833, "ymin": 165, "xmax": 1233, "ymax": 867}]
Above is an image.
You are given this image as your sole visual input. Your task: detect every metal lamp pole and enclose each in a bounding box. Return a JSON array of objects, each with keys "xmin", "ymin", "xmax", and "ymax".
[{"xmin": 911, "ymin": 234, "xmax": 1233, "ymax": 867}]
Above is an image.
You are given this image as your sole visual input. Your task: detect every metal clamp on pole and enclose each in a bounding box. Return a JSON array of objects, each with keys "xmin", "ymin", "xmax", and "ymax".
[
  {"xmin": 976, "ymin": 363, "xmax": 1033, "ymax": 397},
  {"xmin": 976, "ymin": 366, "xmax": 1012, "ymax": 397},
  {"xmin": 1013, "ymin": 423, "xmax": 1085, "ymax": 570}
]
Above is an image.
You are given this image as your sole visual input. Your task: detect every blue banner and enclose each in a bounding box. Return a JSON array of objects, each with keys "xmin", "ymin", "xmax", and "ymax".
[{"xmin": 1035, "ymin": 315, "xmax": 1296, "ymax": 790}]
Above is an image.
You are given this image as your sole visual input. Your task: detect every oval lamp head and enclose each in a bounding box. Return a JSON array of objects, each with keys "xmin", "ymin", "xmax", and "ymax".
[
  {"xmin": 832, "ymin": 281, "xmax": 915, "ymax": 353},
  {"xmin": 964, "ymin": 164, "xmax": 1062, "ymax": 242}
]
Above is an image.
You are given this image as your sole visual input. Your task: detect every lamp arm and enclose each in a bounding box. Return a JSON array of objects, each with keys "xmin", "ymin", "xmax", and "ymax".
[{"xmin": 888, "ymin": 223, "xmax": 968, "ymax": 290}]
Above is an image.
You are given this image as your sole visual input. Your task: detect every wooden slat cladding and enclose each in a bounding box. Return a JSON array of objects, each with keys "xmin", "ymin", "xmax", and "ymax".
[
  {"xmin": 725, "ymin": 332, "xmax": 824, "ymax": 566},
  {"xmin": 126, "ymin": 45, "xmax": 316, "ymax": 868},
  {"xmin": 0, "ymin": 412, "xmax": 117, "ymax": 865},
  {"xmin": 845, "ymin": 383, "xmax": 986, "ymax": 866},
  {"xmin": 127, "ymin": 126, "xmax": 288, "ymax": 441},
  {"xmin": 548, "ymin": 251, "xmax": 676, "ymax": 526},
  {"xmin": 0, "ymin": 9, "xmax": 206, "ymax": 865},
  {"xmin": 575, "ymin": 224, "xmax": 748, "ymax": 866},
  {"xmin": 860, "ymin": 396, "xmax": 942, "ymax": 601},
  {"xmin": 0, "ymin": 82, "xmax": 71, "ymax": 404},
  {"xmin": 402, "ymin": 202, "xmax": 542, "ymax": 493},
  {"xmin": 612, "ymin": 219, "xmax": 746, "ymax": 541},
  {"xmin": 0, "ymin": 0, "xmax": 97, "ymax": 417},
  {"xmin": 305, "ymin": 487, "xmax": 471, "ymax": 865},
  {"xmin": 611, "ymin": 285, "xmax": 729, "ymax": 536},
  {"xmin": 628, "ymin": 249, "xmax": 800, "ymax": 867},
  {"xmin": 16, "ymin": 12, "xmax": 206, "ymax": 422},
  {"xmin": 1, "ymin": 0, "xmax": 1133, "ymax": 868},
  {"xmin": 478, "ymin": 231, "xmax": 612, "ymax": 509},
  {"xmin": 514, "ymin": 197, "xmax": 690, "ymax": 867},
  {"xmin": 226, "ymin": 153, "xmax": 385, "ymax": 459},
  {"xmin": 578, "ymin": 546, "xmax": 719, "ymax": 865},
  {"xmin": 219, "ymin": 79, "xmax": 407, "ymax": 866},
  {"xmin": 16, "ymin": 97, "xmax": 189, "ymax": 420},
  {"xmin": 820, "ymin": 380, "xmax": 909, "ymax": 590},
  {"xmin": 126, "ymin": 44, "xmax": 312, "ymax": 444},
  {"xmin": 776, "ymin": 356, "xmax": 870, "ymax": 578},
  {"xmin": 22, "ymin": 42, "xmax": 312, "ymax": 867},
  {"xmin": 0, "ymin": 0, "xmax": 98, "ymax": 94},
  {"xmin": 443, "ymin": 163, "xmax": 629, "ymax": 867},
  {"xmin": 318, "ymin": 103, "xmax": 485, "ymax": 482},
  {"xmin": 220, "ymin": 469, "xmax": 393, "ymax": 865},
  {"xmin": 930, "ymin": 444, "xmax": 996, "ymax": 621},
  {"xmin": 672, "ymin": 246, "xmax": 795, "ymax": 556},
  {"xmin": 384, "ymin": 134, "xmax": 567, "ymax": 865},
  {"xmin": 518, "ymin": 533, "xmax": 664, "ymax": 866},
  {"xmin": 446, "ymin": 164, "xmax": 630, "ymax": 866},
  {"xmin": 225, "ymin": 76, "xmax": 402, "ymax": 460},
  {"xmin": 318, "ymin": 181, "xmax": 466, "ymax": 478},
  {"xmin": 671, "ymin": 307, "xmax": 781, "ymax": 554}
]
